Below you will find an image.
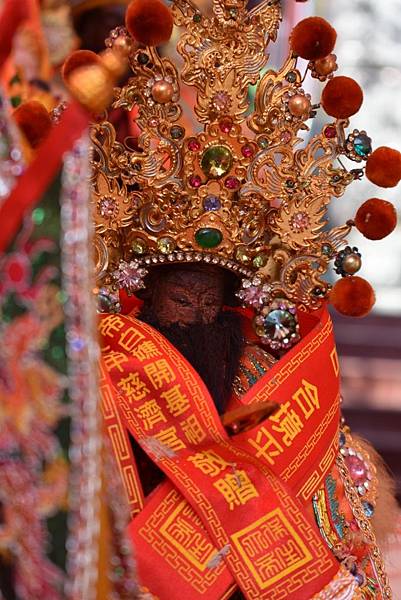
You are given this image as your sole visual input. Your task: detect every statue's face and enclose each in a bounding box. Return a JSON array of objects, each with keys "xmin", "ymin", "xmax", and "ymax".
[{"xmin": 149, "ymin": 266, "xmax": 226, "ymax": 327}]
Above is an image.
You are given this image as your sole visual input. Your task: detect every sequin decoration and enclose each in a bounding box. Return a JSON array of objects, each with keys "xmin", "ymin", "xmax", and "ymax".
[{"xmin": 0, "ymin": 90, "xmax": 25, "ymax": 203}]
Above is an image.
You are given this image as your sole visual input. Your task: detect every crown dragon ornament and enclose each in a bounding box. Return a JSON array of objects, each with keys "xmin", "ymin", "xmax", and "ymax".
[{"xmin": 62, "ymin": 0, "xmax": 401, "ymax": 352}]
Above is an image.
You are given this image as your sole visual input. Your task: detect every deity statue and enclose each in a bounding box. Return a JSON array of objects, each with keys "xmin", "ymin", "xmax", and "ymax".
[{"xmin": 62, "ymin": 0, "xmax": 401, "ymax": 596}]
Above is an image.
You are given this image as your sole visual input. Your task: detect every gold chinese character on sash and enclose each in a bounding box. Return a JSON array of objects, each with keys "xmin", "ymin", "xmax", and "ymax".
[
  {"xmin": 135, "ymin": 399, "xmax": 167, "ymax": 431},
  {"xmin": 132, "ymin": 340, "xmax": 162, "ymax": 362},
  {"xmin": 161, "ymin": 384, "xmax": 190, "ymax": 417},
  {"xmin": 154, "ymin": 426, "xmax": 186, "ymax": 452},
  {"xmin": 181, "ymin": 414, "xmax": 207, "ymax": 445},
  {"xmin": 231, "ymin": 509, "xmax": 312, "ymax": 588},
  {"xmin": 270, "ymin": 401, "xmax": 303, "ymax": 447},
  {"xmin": 214, "ymin": 470, "xmax": 259, "ymax": 510},
  {"xmin": 159, "ymin": 501, "xmax": 216, "ymax": 571},
  {"xmin": 118, "ymin": 372, "xmax": 150, "ymax": 402},
  {"xmin": 103, "ymin": 350, "xmax": 129, "ymax": 373},
  {"xmin": 248, "ymin": 427, "xmax": 283, "ymax": 465},
  {"xmin": 118, "ymin": 327, "xmax": 145, "ymax": 353},
  {"xmin": 144, "ymin": 359, "xmax": 176, "ymax": 389},
  {"xmin": 293, "ymin": 379, "xmax": 319, "ymax": 419},
  {"xmin": 99, "ymin": 315, "xmax": 125, "ymax": 337},
  {"xmin": 188, "ymin": 450, "xmax": 230, "ymax": 477}
]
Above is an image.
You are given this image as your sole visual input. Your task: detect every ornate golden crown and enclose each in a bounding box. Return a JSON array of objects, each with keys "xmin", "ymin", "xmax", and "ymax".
[{"xmin": 78, "ymin": 0, "xmax": 401, "ymax": 349}]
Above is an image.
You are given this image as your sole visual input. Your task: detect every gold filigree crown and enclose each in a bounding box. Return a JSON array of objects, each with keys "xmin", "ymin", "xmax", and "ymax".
[{"xmin": 85, "ymin": 0, "xmax": 400, "ymax": 347}]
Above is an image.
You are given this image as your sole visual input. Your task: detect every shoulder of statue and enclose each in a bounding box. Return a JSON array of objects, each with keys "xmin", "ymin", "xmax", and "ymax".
[{"xmin": 231, "ymin": 342, "xmax": 276, "ymax": 402}]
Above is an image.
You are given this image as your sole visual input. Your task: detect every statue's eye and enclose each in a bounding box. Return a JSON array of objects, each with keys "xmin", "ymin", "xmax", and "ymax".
[{"xmin": 173, "ymin": 296, "xmax": 191, "ymax": 307}]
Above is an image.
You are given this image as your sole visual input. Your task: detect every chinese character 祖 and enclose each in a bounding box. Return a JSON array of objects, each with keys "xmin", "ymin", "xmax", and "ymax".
[
  {"xmin": 154, "ymin": 426, "xmax": 186, "ymax": 452},
  {"xmin": 293, "ymin": 380, "xmax": 319, "ymax": 419},
  {"xmin": 214, "ymin": 470, "xmax": 259, "ymax": 510},
  {"xmin": 99, "ymin": 315, "xmax": 125, "ymax": 338},
  {"xmin": 134, "ymin": 399, "xmax": 167, "ymax": 431},
  {"xmin": 161, "ymin": 384, "xmax": 190, "ymax": 417},
  {"xmin": 118, "ymin": 372, "xmax": 150, "ymax": 402},
  {"xmin": 248, "ymin": 427, "xmax": 283, "ymax": 465},
  {"xmin": 144, "ymin": 359, "xmax": 176, "ymax": 389},
  {"xmin": 132, "ymin": 340, "xmax": 162, "ymax": 362},
  {"xmin": 118, "ymin": 327, "xmax": 145, "ymax": 353},
  {"xmin": 270, "ymin": 402, "xmax": 303, "ymax": 447},
  {"xmin": 188, "ymin": 450, "xmax": 230, "ymax": 477},
  {"xmin": 103, "ymin": 351, "xmax": 129, "ymax": 373},
  {"xmin": 181, "ymin": 414, "xmax": 207, "ymax": 445}
]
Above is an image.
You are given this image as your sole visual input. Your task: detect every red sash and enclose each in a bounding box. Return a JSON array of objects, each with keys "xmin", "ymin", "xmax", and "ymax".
[{"xmin": 99, "ymin": 308, "xmax": 341, "ymax": 599}]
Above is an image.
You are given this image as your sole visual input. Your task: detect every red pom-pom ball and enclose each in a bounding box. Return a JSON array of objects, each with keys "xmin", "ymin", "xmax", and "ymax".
[
  {"xmin": 126, "ymin": 0, "xmax": 173, "ymax": 47},
  {"xmin": 62, "ymin": 50, "xmax": 101, "ymax": 82},
  {"xmin": 321, "ymin": 76, "xmax": 363, "ymax": 119},
  {"xmin": 330, "ymin": 276, "xmax": 375, "ymax": 317},
  {"xmin": 355, "ymin": 198, "xmax": 397, "ymax": 240},
  {"xmin": 365, "ymin": 147, "xmax": 401, "ymax": 188},
  {"xmin": 290, "ymin": 17, "xmax": 337, "ymax": 60},
  {"xmin": 13, "ymin": 100, "xmax": 52, "ymax": 149}
]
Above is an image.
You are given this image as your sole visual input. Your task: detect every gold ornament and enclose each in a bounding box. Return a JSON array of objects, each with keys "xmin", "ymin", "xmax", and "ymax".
[
  {"xmin": 288, "ymin": 94, "xmax": 311, "ymax": 117},
  {"xmin": 89, "ymin": 0, "xmax": 369, "ymax": 312},
  {"xmin": 151, "ymin": 80, "xmax": 174, "ymax": 104}
]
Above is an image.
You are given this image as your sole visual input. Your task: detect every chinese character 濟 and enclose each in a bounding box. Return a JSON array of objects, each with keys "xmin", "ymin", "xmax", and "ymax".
[{"xmin": 134, "ymin": 399, "xmax": 167, "ymax": 431}]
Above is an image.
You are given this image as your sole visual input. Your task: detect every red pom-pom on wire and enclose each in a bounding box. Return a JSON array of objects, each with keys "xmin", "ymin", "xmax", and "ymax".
[
  {"xmin": 330, "ymin": 276, "xmax": 375, "ymax": 317},
  {"xmin": 290, "ymin": 17, "xmax": 337, "ymax": 61},
  {"xmin": 365, "ymin": 147, "xmax": 401, "ymax": 188},
  {"xmin": 125, "ymin": 0, "xmax": 173, "ymax": 47},
  {"xmin": 321, "ymin": 76, "xmax": 363, "ymax": 119},
  {"xmin": 13, "ymin": 100, "xmax": 52, "ymax": 149},
  {"xmin": 62, "ymin": 50, "xmax": 101, "ymax": 82},
  {"xmin": 355, "ymin": 198, "xmax": 397, "ymax": 240}
]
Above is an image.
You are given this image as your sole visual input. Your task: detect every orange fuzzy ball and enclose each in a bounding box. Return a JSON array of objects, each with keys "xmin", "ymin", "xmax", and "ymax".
[
  {"xmin": 13, "ymin": 100, "xmax": 52, "ymax": 149},
  {"xmin": 321, "ymin": 76, "xmax": 363, "ymax": 119},
  {"xmin": 355, "ymin": 198, "xmax": 397, "ymax": 240},
  {"xmin": 290, "ymin": 17, "xmax": 337, "ymax": 60},
  {"xmin": 125, "ymin": 0, "xmax": 173, "ymax": 47},
  {"xmin": 62, "ymin": 50, "xmax": 101, "ymax": 82},
  {"xmin": 365, "ymin": 147, "xmax": 401, "ymax": 188},
  {"xmin": 330, "ymin": 276, "xmax": 375, "ymax": 318}
]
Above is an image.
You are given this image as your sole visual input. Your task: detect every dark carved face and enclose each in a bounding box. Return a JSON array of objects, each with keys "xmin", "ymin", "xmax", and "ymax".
[
  {"xmin": 148, "ymin": 266, "xmax": 226, "ymax": 327},
  {"xmin": 138, "ymin": 264, "xmax": 243, "ymax": 414}
]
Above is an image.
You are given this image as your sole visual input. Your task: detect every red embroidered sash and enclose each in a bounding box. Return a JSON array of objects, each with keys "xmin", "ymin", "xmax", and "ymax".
[{"xmin": 100, "ymin": 308, "xmax": 341, "ymax": 599}]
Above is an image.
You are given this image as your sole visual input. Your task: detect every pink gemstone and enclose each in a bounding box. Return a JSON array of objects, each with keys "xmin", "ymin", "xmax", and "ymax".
[
  {"xmin": 345, "ymin": 455, "xmax": 368, "ymax": 486},
  {"xmin": 324, "ymin": 125, "xmax": 337, "ymax": 139},
  {"xmin": 148, "ymin": 117, "xmax": 159, "ymax": 127},
  {"xmin": 219, "ymin": 117, "xmax": 233, "ymax": 134},
  {"xmin": 189, "ymin": 174, "xmax": 202, "ymax": 188},
  {"xmin": 188, "ymin": 138, "xmax": 201, "ymax": 152},
  {"xmin": 281, "ymin": 130, "xmax": 292, "ymax": 143},
  {"xmin": 242, "ymin": 286, "xmax": 266, "ymax": 308},
  {"xmin": 212, "ymin": 91, "xmax": 230, "ymax": 111},
  {"xmin": 241, "ymin": 144, "xmax": 254, "ymax": 158},
  {"xmin": 349, "ymin": 520, "xmax": 359, "ymax": 532},
  {"xmin": 225, "ymin": 176, "xmax": 240, "ymax": 190},
  {"xmin": 290, "ymin": 211, "xmax": 310, "ymax": 230}
]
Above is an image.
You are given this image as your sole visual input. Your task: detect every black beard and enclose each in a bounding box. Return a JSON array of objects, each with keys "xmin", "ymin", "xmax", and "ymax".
[{"xmin": 138, "ymin": 307, "xmax": 244, "ymax": 414}]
